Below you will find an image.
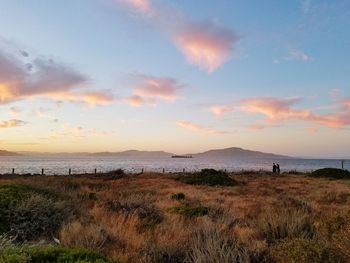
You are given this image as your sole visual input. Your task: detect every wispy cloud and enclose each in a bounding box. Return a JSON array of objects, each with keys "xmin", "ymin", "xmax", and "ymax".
[
  {"xmin": 43, "ymin": 124, "xmax": 112, "ymax": 140},
  {"xmin": 0, "ymin": 119, "xmax": 27, "ymax": 128},
  {"xmin": 118, "ymin": 0, "xmax": 239, "ymax": 73},
  {"xmin": 240, "ymin": 97, "xmax": 312, "ymax": 121},
  {"xmin": 8, "ymin": 106, "xmax": 21, "ymax": 116},
  {"xmin": 209, "ymin": 104, "xmax": 235, "ymax": 116},
  {"xmin": 125, "ymin": 74, "xmax": 183, "ymax": 106},
  {"xmin": 120, "ymin": 0, "xmax": 153, "ymax": 15},
  {"xmin": 211, "ymin": 96, "xmax": 350, "ymax": 130},
  {"xmin": 176, "ymin": 120, "xmax": 228, "ymax": 135},
  {"xmin": 0, "ymin": 40, "xmax": 115, "ymax": 106},
  {"xmin": 286, "ymin": 48, "xmax": 313, "ymax": 62},
  {"xmin": 302, "ymin": 0, "xmax": 312, "ymax": 14}
]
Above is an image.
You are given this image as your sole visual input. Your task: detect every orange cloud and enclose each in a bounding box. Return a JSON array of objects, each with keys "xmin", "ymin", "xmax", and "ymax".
[
  {"xmin": 125, "ymin": 95, "xmax": 144, "ymax": 107},
  {"xmin": 0, "ymin": 119, "xmax": 27, "ymax": 128},
  {"xmin": 174, "ymin": 21, "xmax": 238, "ymax": 73},
  {"xmin": 126, "ymin": 75, "xmax": 183, "ymax": 106},
  {"xmin": 240, "ymin": 97, "xmax": 312, "ymax": 121},
  {"xmin": 209, "ymin": 104, "xmax": 235, "ymax": 116},
  {"xmin": 176, "ymin": 120, "xmax": 228, "ymax": 135},
  {"xmin": 0, "ymin": 44, "xmax": 114, "ymax": 106},
  {"xmin": 239, "ymin": 96, "xmax": 350, "ymax": 129},
  {"xmin": 50, "ymin": 91, "xmax": 115, "ymax": 106},
  {"xmin": 309, "ymin": 111, "xmax": 350, "ymax": 128}
]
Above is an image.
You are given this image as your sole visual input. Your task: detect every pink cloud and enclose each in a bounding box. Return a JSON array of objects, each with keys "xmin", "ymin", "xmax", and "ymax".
[
  {"xmin": 0, "ymin": 43, "xmax": 115, "ymax": 106},
  {"xmin": 341, "ymin": 98, "xmax": 350, "ymax": 108},
  {"xmin": 125, "ymin": 95, "xmax": 144, "ymax": 107},
  {"xmin": 117, "ymin": 1, "xmax": 238, "ymax": 72},
  {"xmin": 309, "ymin": 111, "xmax": 350, "ymax": 128},
  {"xmin": 209, "ymin": 104, "xmax": 235, "ymax": 116},
  {"xmin": 238, "ymin": 96, "xmax": 350, "ymax": 129},
  {"xmin": 176, "ymin": 120, "xmax": 228, "ymax": 135},
  {"xmin": 240, "ymin": 97, "xmax": 312, "ymax": 121},
  {"xmin": 174, "ymin": 21, "xmax": 238, "ymax": 73},
  {"xmin": 126, "ymin": 75, "xmax": 183, "ymax": 106},
  {"xmin": 120, "ymin": 0, "xmax": 153, "ymax": 15}
]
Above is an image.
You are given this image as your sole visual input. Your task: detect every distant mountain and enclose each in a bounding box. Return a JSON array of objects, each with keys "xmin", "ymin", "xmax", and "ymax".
[
  {"xmin": 90, "ymin": 150, "xmax": 173, "ymax": 157},
  {"xmin": 0, "ymin": 150, "xmax": 20, "ymax": 156},
  {"xmin": 191, "ymin": 147, "xmax": 291, "ymax": 159}
]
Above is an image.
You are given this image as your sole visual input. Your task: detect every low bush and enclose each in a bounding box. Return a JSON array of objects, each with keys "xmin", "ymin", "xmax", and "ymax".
[
  {"xmin": 187, "ymin": 228, "xmax": 271, "ymax": 263},
  {"xmin": 271, "ymin": 238, "xmax": 344, "ymax": 263},
  {"xmin": 319, "ymin": 191, "xmax": 350, "ymax": 204},
  {"xmin": 171, "ymin": 193, "xmax": 185, "ymax": 201},
  {"xmin": 0, "ymin": 184, "xmax": 75, "ymax": 242},
  {"xmin": 103, "ymin": 169, "xmax": 126, "ymax": 179},
  {"xmin": 332, "ymin": 224, "xmax": 350, "ymax": 261},
  {"xmin": 106, "ymin": 194, "xmax": 163, "ymax": 232},
  {"xmin": 316, "ymin": 214, "xmax": 349, "ymax": 241},
  {"xmin": 0, "ymin": 245, "xmax": 118, "ymax": 263},
  {"xmin": 256, "ymin": 208, "xmax": 315, "ymax": 244},
  {"xmin": 177, "ymin": 169, "xmax": 238, "ymax": 186},
  {"xmin": 169, "ymin": 203, "xmax": 209, "ymax": 218},
  {"xmin": 60, "ymin": 221, "xmax": 109, "ymax": 251},
  {"xmin": 309, "ymin": 168, "xmax": 350, "ymax": 180},
  {"xmin": 139, "ymin": 241, "xmax": 187, "ymax": 263}
]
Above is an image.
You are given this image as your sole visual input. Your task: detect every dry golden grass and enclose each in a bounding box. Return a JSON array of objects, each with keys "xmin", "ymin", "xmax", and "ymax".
[{"xmin": 1, "ymin": 172, "xmax": 350, "ymax": 262}]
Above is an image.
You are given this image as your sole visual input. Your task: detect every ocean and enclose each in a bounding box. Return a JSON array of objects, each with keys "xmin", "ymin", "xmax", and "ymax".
[{"xmin": 0, "ymin": 155, "xmax": 349, "ymax": 175}]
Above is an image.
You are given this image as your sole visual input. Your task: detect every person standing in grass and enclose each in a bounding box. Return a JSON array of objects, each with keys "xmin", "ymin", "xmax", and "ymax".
[
  {"xmin": 273, "ymin": 163, "xmax": 276, "ymax": 174},
  {"xmin": 276, "ymin": 163, "xmax": 280, "ymax": 174}
]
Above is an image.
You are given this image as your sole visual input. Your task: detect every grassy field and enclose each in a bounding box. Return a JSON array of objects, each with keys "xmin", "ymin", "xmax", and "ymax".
[{"xmin": 0, "ymin": 169, "xmax": 350, "ymax": 262}]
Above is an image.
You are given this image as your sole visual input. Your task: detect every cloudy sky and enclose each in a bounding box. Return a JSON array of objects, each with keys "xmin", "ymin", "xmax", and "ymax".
[{"xmin": 0, "ymin": 0, "xmax": 350, "ymax": 157}]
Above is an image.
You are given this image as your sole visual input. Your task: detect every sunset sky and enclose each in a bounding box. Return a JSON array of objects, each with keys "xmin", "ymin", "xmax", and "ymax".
[{"xmin": 1, "ymin": 0, "xmax": 350, "ymax": 157}]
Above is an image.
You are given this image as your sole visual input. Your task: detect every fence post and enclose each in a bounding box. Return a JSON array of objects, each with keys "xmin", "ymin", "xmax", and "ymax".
[
  {"xmin": 12, "ymin": 168, "xmax": 15, "ymax": 175},
  {"xmin": 41, "ymin": 168, "xmax": 44, "ymax": 175},
  {"xmin": 69, "ymin": 168, "xmax": 71, "ymax": 175}
]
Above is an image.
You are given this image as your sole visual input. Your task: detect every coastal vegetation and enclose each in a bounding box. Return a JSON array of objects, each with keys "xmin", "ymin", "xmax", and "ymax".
[
  {"xmin": 309, "ymin": 168, "xmax": 350, "ymax": 180},
  {"xmin": 0, "ymin": 169, "xmax": 350, "ymax": 262}
]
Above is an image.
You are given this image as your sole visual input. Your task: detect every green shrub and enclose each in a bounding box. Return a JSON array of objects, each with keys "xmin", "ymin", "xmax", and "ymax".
[
  {"xmin": 169, "ymin": 203, "xmax": 209, "ymax": 218},
  {"xmin": 0, "ymin": 184, "xmax": 74, "ymax": 242},
  {"xmin": 171, "ymin": 193, "xmax": 185, "ymax": 201},
  {"xmin": 0, "ymin": 245, "xmax": 118, "ymax": 263},
  {"xmin": 271, "ymin": 238, "xmax": 344, "ymax": 263},
  {"xmin": 309, "ymin": 168, "xmax": 350, "ymax": 180},
  {"xmin": 177, "ymin": 169, "xmax": 238, "ymax": 186}
]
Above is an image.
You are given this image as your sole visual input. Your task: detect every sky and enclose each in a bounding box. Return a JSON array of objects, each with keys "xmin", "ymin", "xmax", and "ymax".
[{"xmin": 0, "ymin": 0, "xmax": 350, "ymax": 157}]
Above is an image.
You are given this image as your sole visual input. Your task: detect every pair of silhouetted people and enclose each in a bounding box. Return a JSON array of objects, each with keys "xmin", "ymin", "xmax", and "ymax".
[{"xmin": 273, "ymin": 163, "xmax": 280, "ymax": 174}]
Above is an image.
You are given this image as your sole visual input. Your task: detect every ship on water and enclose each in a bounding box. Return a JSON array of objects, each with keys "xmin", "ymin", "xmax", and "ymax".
[{"xmin": 171, "ymin": 155, "xmax": 193, "ymax": 158}]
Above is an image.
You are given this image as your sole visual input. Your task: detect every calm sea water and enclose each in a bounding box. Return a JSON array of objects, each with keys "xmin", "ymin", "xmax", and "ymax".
[{"xmin": 0, "ymin": 156, "xmax": 349, "ymax": 175}]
